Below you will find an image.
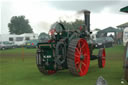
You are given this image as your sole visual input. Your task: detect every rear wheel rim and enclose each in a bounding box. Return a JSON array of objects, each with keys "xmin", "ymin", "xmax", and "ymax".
[
  {"xmin": 102, "ymin": 48, "xmax": 106, "ymax": 68},
  {"xmin": 74, "ymin": 39, "xmax": 90, "ymax": 76}
]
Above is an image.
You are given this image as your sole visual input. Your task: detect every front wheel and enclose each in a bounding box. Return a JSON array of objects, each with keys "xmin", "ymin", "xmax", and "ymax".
[{"xmin": 98, "ymin": 48, "xmax": 106, "ymax": 68}]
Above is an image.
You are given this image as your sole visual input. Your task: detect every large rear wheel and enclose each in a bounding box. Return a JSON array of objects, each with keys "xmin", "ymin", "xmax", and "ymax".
[{"xmin": 67, "ymin": 38, "xmax": 90, "ymax": 76}]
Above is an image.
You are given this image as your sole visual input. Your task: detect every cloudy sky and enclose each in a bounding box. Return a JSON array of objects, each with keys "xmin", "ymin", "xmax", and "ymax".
[{"xmin": 0, "ymin": 0, "xmax": 128, "ymax": 34}]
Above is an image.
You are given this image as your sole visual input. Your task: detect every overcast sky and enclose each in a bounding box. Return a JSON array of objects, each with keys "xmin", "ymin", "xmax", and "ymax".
[{"xmin": 0, "ymin": 0, "xmax": 128, "ymax": 34}]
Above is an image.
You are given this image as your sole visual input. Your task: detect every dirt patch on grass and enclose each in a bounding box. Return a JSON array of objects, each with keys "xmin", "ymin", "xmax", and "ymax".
[{"xmin": 0, "ymin": 53, "xmax": 36, "ymax": 57}]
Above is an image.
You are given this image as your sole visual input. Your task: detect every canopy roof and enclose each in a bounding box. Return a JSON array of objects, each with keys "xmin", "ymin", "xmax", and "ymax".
[
  {"xmin": 97, "ymin": 27, "xmax": 122, "ymax": 37},
  {"xmin": 120, "ymin": 6, "xmax": 128, "ymax": 13},
  {"xmin": 117, "ymin": 22, "xmax": 128, "ymax": 28},
  {"xmin": 98, "ymin": 27, "xmax": 121, "ymax": 33}
]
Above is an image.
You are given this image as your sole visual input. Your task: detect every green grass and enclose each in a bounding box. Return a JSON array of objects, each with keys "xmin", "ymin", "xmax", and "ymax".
[{"xmin": 0, "ymin": 45, "xmax": 128, "ymax": 85}]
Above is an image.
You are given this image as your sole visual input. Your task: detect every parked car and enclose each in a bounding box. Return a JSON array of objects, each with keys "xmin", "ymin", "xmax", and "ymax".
[
  {"xmin": 95, "ymin": 37, "xmax": 106, "ymax": 48},
  {"xmin": 25, "ymin": 39, "xmax": 39, "ymax": 48},
  {"xmin": 0, "ymin": 41, "xmax": 12, "ymax": 50},
  {"xmin": 104, "ymin": 37, "xmax": 114, "ymax": 47},
  {"xmin": 95, "ymin": 37, "xmax": 114, "ymax": 48}
]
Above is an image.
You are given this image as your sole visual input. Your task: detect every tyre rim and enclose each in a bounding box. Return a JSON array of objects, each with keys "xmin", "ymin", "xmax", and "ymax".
[
  {"xmin": 74, "ymin": 39, "xmax": 90, "ymax": 76},
  {"xmin": 102, "ymin": 48, "xmax": 106, "ymax": 68}
]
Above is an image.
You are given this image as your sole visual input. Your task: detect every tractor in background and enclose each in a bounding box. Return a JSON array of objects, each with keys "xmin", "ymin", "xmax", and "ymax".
[{"xmin": 36, "ymin": 10, "xmax": 106, "ymax": 76}]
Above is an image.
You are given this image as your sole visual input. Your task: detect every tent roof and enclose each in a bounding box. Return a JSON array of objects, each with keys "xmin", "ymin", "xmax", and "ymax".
[
  {"xmin": 117, "ymin": 22, "xmax": 128, "ymax": 28},
  {"xmin": 99, "ymin": 27, "xmax": 121, "ymax": 33},
  {"xmin": 120, "ymin": 6, "xmax": 128, "ymax": 13}
]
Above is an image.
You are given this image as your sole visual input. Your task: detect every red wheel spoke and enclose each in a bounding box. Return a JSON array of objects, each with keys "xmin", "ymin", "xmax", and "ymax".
[
  {"xmin": 81, "ymin": 61, "xmax": 86, "ymax": 67},
  {"xmin": 80, "ymin": 68, "xmax": 83, "ymax": 74},
  {"xmin": 84, "ymin": 54, "xmax": 87, "ymax": 57},
  {"xmin": 76, "ymin": 48, "xmax": 81, "ymax": 55},
  {"xmin": 80, "ymin": 48, "xmax": 82, "ymax": 53},
  {"xmin": 75, "ymin": 54, "xmax": 80, "ymax": 58},
  {"xmin": 79, "ymin": 63, "xmax": 83, "ymax": 73},
  {"xmin": 82, "ymin": 43, "xmax": 85, "ymax": 49},
  {"xmin": 75, "ymin": 61, "xmax": 80, "ymax": 65},
  {"xmin": 76, "ymin": 63, "xmax": 80, "ymax": 71},
  {"xmin": 75, "ymin": 55, "xmax": 80, "ymax": 61},
  {"xmin": 78, "ymin": 41, "xmax": 81, "ymax": 48}
]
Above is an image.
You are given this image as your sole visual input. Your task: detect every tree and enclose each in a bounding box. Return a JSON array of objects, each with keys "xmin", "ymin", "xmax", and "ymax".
[
  {"xmin": 8, "ymin": 16, "xmax": 33, "ymax": 34},
  {"xmin": 71, "ymin": 19, "xmax": 84, "ymax": 29}
]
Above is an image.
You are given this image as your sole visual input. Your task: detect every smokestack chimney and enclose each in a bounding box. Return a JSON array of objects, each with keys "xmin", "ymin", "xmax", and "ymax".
[{"xmin": 83, "ymin": 10, "xmax": 90, "ymax": 32}]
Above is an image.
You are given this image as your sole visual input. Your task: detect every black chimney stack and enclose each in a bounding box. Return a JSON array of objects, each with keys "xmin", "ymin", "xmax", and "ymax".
[{"xmin": 83, "ymin": 10, "xmax": 90, "ymax": 32}]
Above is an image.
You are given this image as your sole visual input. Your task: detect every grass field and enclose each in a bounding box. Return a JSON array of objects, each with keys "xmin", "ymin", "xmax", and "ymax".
[{"xmin": 0, "ymin": 45, "xmax": 128, "ymax": 85}]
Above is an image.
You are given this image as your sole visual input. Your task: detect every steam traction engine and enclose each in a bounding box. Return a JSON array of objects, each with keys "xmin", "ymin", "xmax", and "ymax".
[{"xmin": 36, "ymin": 10, "xmax": 106, "ymax": 76}]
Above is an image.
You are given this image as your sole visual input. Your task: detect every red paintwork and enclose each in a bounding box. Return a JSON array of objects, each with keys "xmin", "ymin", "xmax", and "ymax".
[
  {"xmin": 49, "ymin": 29, "xmax": 56, "ymax": 35},
  {"xmin": 32, "ymin": 43, "xmax": 34, "ymax": 45},
  {"xmin": 48, "ymin": 70, "xmax": 56, "ymax": 74},
  {"xmin": 102, "ymin": 48, "xmax": 106, "ymax": 68},
  {"xmin": 79, "ymin": 26, "xmax": 83, "ymax": 30},
  {"xmin": 74, "ymin": 39, "xmax": 90, "ymax": 76}
]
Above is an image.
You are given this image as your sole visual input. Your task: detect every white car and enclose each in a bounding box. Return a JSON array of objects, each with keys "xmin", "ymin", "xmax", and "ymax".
[{"xmin": 0, "ymin": 41, "xmax": 12, "ymax": 50}]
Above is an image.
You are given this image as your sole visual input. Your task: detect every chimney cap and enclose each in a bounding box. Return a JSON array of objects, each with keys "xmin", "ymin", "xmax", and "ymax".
[{"xmin": 78, "ymin": 9, "xmax": 90, "ymax": 14}]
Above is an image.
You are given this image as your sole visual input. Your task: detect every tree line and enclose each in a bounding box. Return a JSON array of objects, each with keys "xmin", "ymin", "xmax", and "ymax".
[{"xmin": 8, "ymin": 15, "xmax": 96, "ymax": 35}]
